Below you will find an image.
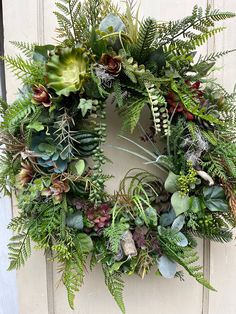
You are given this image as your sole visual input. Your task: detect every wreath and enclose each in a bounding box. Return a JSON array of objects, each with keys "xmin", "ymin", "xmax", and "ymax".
[{"xmin": 1, "ymin": 1, "xmax": 236, "ymax": 312}]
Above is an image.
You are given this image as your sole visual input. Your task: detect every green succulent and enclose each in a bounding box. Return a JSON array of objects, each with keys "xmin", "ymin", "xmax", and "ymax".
[
  {"xmin": 31, "ymin": 134, "xmax": 71, "ymax": 173},
  {"xmin": 46, "ymin": 47, "xmax": 91, "ymax": 97}
]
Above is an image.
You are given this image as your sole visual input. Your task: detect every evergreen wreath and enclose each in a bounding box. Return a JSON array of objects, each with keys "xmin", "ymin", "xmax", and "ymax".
[{"xmin": 1, "ymin": 1, "xmax": 236, "ymax": 312}]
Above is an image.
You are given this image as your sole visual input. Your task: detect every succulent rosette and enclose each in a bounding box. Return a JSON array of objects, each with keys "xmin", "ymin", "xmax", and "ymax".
[
  {"xmin": 32, "ymin": 84, "xmax": 52, "ymax": 107},
  {"xmin": 1, "ymin": 1, "xmax": 236, "ymax": 313},
  {"xmin": 46, "ymin": 47, "xmax": 91, "ymax": 96},
  {"xmin": 100, "ymin": 53, "xmax": 122, "ymax": 76}
]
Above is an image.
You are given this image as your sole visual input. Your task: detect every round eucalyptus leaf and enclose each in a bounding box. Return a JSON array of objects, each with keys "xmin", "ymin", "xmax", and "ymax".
[
  {"xmin": 164, "ymin": 171, "xmax": 180, "ymax": 193},
  {"xmin": 158, "ymin": 255, "xmax": 177, "ymax": 279},
  {"xmin": 159, "ymin": 210, "xmax": 176, "ymax": 227},
  {"xmin": 171, "ymin": 192, "xmax": 191, "ymax": 216},
  {"xmin": 66, "ymin": 212, "xmax": 84, "ymax": 230},
  {"xmin": 171, "ymin": 214, "xmax": 185, "ymax": 232},
  {"xmin": 176, "ymin": 232, "xmax": 188, "ymax": 247}
]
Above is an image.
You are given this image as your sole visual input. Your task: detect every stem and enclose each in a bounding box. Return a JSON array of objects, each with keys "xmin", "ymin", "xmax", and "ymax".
[
  {"xmin": 60, "ymin": 195, "xmax": 67, "ymax": 239},
  {"xmin": 68, "ymin": 0, "xmax": 77, "ymax": 43}
]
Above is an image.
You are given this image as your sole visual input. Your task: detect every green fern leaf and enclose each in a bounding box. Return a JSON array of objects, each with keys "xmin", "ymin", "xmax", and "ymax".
[
  {"xmin": 2, "ymin": 98, "xmax": 36, "ymax": 130},
  {"xmin": 10, "ymin": 41, "xmax": 35, "ymax": 58},
  {"xmin": 119, "ymin": 98, "xmax": 146, "ymax": 132},
  {"xmin": 191, "ymin": 228, "xmax": 233, "ymax": 243},
  {"xmin": 63, "ymin": 254, "xmax": 85, "ymax": 309},
  {"xmin": 132, "ymin": 18, "xmax": 157, "ymax": 63},
  {"xmin": 103, "ymin": 265, "xmax": 126, "ymax": 314},
  {"xmin": 104, "ymin": 222, "xmax": 129, "ymax": 253},
  {"xmin": 159, "ymin": 237, "xmax": 215, "ymax": 291},
  {"xmin": 113, "ymin": 79, "xmax": 123, "ymax": 108},
  {"xmin": 8, "ymin": 232, "xmax": 31, "ymax": 270}
]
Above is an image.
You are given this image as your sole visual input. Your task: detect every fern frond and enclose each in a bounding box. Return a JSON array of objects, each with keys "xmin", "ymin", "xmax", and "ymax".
[
  {"xmin": 2, "ymin": 98, "xmax": 36, "ymax": 130},
  {"xmin": 203, "ymin": 157, "xmax": 227, "ymax": 181},
  {"xmin": 145, "ymin": 83, "xmax": 169, "ymax": 136},
  {"xmin": 62, "ymin": 253, "xmax": 85, "ymax": 309},
  {"xmin": 198, "ymin": 49, "xmax": 236, "ymax": 63},
  {"xmin": 171, "ymin": 81, "xmax": 221, "ymax": 125},
  {"xmin": 119, "ymin": 98, "xmax": 146, "ymax": 132},
  {"xmin": 10, "ymin": 41, "xmax": 35, "ymax": 58},
  {"xmin": 191, "ymin": 228, "xmax": 233, "ymax": 243},
  {"xmin": 3, "ymin": 55, "xmax": 44, "ymax": 84},
  {"xmin": 159, "ymin": 237, "xmax": 215, "ymax": 291},
  {"xmin": 103, "ymin": 265, "xmax": 126, "ymax": 314},
  {"xmin": 0, "ymin": 97, "xmax": 8, "ymax": 113},
  {"xmin": 104, "ymin": 222, "xmax": 129, "ymax": 253},
  {"xmin": 0, "ymin": 153, "xmax": 18, "ymax": 195},
  {"xmin": 132, "ymin": 18, "xmax": 157, "ymax": 63},
  {"xmin": 156, "ymin": 5, "xmax": 235, "ymax": 52},
  {"xmin": 54, "ymin": 0, "xmax": 82, "ymax": 45},
  {"xmin": 8, "ymin": 232, "xmax": 31, "ymax": 270},
  {"xmin": 113, "ymin": 79, "xmax": 123, "ymax": 108}
]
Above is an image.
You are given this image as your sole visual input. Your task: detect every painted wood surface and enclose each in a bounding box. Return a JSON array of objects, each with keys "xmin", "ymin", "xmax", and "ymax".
[{"xmin": 1, "ymin": 0, "xmax": 236, "ymax": 313}]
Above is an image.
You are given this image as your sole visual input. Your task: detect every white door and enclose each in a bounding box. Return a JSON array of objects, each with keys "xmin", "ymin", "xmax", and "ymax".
[
  {"xmin": 2, "ymin": 1, "xmax": 236, "ymax": 313},
  {"xmin": 0, "ymin": 2, "xmax": 18, "ymax": 313}
]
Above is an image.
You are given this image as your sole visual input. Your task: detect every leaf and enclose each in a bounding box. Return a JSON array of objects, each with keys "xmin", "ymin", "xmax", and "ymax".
[
  {"xmin": 203, "ymin": 186, "xmax": 229, "ymax": 212},
  {"xmin": 99, "ymin": 14, "xmax": 125, "ymax": 33},
  {"xmin": 27, "ymin": 121, "xmax": 44, "ymax": 131},
  {"xmin": 103, "ymin": 266, "xmax": 126, "ymax": 314},
  {"xmin": 171, "ymin": 214, "xmax": 185, "ymax": 232},
  {"xmin": 145, "ymin": 207, "xmax": 157, "ymax": 226},
  {"xmin": 110, "ymin": 260, "xmax": 127, "ymax": 273},
  {"xmin": 69, "ymin": 159, "xmax": 86, "ymax": 176},
  {"xmin": 171, "ymin": 192, "xmax": 191, "ymax": 216},
  {"xmin": 146, "ymin": 47, "xmax": 166, "ymax": 72},
  {"xmin": 159, "ymin": 210, "xmax": 176, "ymax": 227},
  {"xmin": 76, "ymin": 233, "xmax": 93, "ymax": 253},
  {"xmin": 176, "ymin": 232, "xmax": 188, "ymax": 247},
  {"xmin": 190, "ymin": 196, "xmax": 204, "ymax": 213},
  {"xmin": 158, "ymin": 255, "xmax": 177, "ymax": 279},
  {"xmin": 78, "ymin": 98, "xmax": 93, "ymax": 117},
  {"xmin": 164, "ymin": 171, "xmax": 180, "ymax": 193},
  {"xmin": 66, "ymin": 213, "xmax": 84, "ymax": 230},
  {"xmin": 33, "ymin": 45, "xmax": 55, "ymax": 62}
]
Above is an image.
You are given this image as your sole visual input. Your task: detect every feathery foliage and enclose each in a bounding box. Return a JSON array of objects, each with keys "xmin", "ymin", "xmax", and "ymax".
[
  {"xmin": 159, "ymin": 235, "xmax": 215, "ymax": 290},
  {"xmin": 3, "ymin": 55, "xmax": 44, "ymax": 84},
  {"xmin": 62, "ymin": 252, "xmax": 85, "ymax": 309},
  {"xmin": 132, "ymin": 18, "xmax": 157, "ymax": 64},
  {"xmin": 1, "ymin": 97, "xmax": 36, "ymax": 130},
  {"xmin": 103, "ymin": 265, "xmax": 126, "ymax": 314},
  {"xmin": 10, "ymin": 41, "xmax": 35, "ymax": 58},
  {"xmin": 119, "ymin": 98, "xmax": 146, "ymax": 132},
  {"xmin": 191, "ymin": 228, "xmax": 233, "ymax": 243}
]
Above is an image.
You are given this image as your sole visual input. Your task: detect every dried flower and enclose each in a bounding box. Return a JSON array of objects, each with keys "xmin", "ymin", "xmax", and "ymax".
[
  {"xmin": 100, "ymin": 53, "xmax": 122, "ymax": 76},
  {"xmin": 32, "ymin": 84, "xmax": 52, "ymax": 107},
  {"xmin": 18, "ymin": 162, "xmax": 34, "ymax": 186}
]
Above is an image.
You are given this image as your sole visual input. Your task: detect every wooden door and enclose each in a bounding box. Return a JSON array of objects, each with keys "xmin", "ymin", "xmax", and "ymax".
[{"xmin": 2, "ymin": 1, "xmax": 236, "ymax": 313}]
